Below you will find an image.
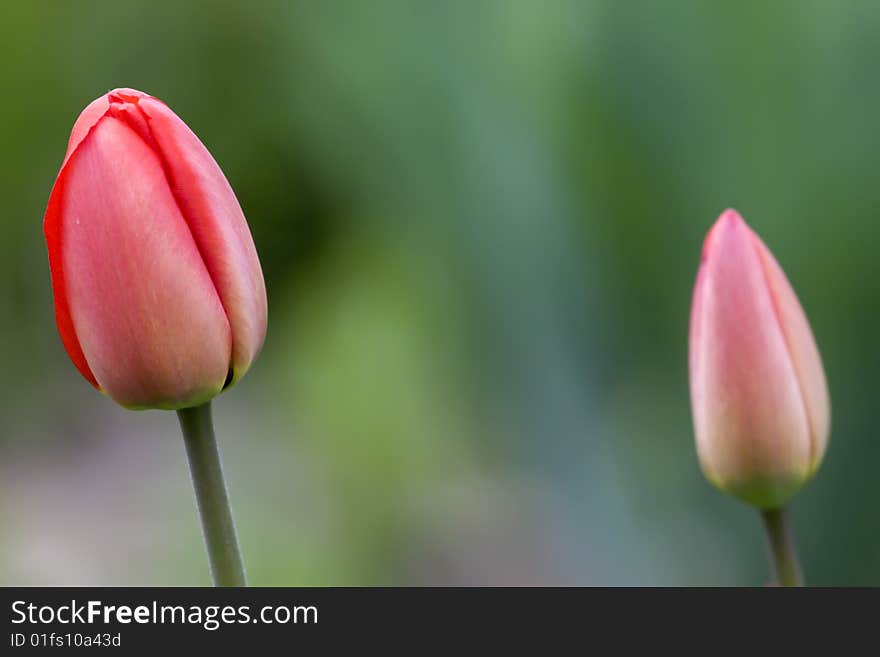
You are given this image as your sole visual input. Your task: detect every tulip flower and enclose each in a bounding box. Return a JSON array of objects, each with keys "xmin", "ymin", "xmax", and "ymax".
[
  {"xmin": 43, "ymin": 88, "xmax": 267, "ymax": 586},
  {"xmin": 689, "ymin": 209, "xmax": 830, "ymax": 585},
  {"xmin": 44, "ymin": 87, "xmax": 267, "ymax": 410}
]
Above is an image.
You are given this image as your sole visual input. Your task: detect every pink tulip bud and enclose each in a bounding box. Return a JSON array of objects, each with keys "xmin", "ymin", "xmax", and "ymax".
[
  {"xmin": 44, "ymin": 88, "xmax": 267, "ymax": 410},
  {"xmin": 689, "ymin": 209, "xmax": 830, "ymax": 508}
]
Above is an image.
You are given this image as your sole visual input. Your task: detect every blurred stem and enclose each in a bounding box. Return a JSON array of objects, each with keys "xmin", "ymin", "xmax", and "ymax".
[
  {"xmin": 177, "ymin": 401, "xmax": 247, "ymax": 587},
  {"xmin": 760, "ymin": 507, "xmax": 803, "ymax": 587}
]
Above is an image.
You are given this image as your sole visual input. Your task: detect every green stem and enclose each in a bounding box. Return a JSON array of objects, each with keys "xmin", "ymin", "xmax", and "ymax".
[
  {"xmin": 177, "ymin": 401, "xmax": 247, "ymax": 587},
  {"xmin": 760, "ymin": 507, "xmax": 803, "ymax": 587}
]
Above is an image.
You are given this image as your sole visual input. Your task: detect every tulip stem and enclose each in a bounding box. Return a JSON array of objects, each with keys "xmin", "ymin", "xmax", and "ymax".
[
  {"xmin": 760, "ymin": 507, "xmax": 803, "ymax": 586},
  {"xmin": 177, "ymin": 401, "xmax": 247, "ymax": 586}
]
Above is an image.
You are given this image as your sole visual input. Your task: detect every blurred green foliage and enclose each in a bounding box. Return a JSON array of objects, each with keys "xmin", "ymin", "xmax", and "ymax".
[{"xmin": 1, "ymin": 0, "xmax": 878, "ymax": 585}]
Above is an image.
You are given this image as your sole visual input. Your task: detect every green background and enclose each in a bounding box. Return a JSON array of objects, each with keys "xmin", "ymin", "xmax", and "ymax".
[{"xmin": 0, "ymin": 0, "xmax": 875, "ymax": 585}]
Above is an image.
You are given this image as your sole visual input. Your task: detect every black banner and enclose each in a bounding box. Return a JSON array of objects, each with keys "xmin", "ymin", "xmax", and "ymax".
[{"xmin": 0, "ymin": 587, "xmax": 869, "ymax": 650}]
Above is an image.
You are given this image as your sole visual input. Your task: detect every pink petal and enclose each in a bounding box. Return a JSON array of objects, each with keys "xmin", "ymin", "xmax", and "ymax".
[
  {"xmin": 62, "ymin": 95, "xmax": 110, "ymax": 167},
  {"xmin": 135, "ymin": 96, "xmax": 267, "ymax": 383},
  {"xmin": 751, "ymin": 232, "xmax": 831, "ymax": 473},
  {"xmin": 45, "ymin": 93, "xmax": 126, "ymax": 389}
]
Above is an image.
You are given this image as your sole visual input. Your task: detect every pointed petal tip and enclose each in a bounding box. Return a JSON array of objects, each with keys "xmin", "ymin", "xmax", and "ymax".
[
  {"xmin": 107, "ymin": 88, "xmax": 152, "ymax": 103},
  {"xmin": 701, "ymin": 208, "xmax": 748, "ymax": 262},
  {"xmin": 719, "ymin": 208, "xmax": 744, "ymax": 224},
  {"xmin": 64, "ymin": 89, "xmax": 155, "ymax": 166}
]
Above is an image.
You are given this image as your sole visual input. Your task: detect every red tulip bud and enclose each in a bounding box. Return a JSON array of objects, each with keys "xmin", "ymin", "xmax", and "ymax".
[
  {"xmin": 689, "ymin": 210, "xmax": 830, "ymax": 508},
  {"xmin": 44, "ymin": 88, "xmax": 267, "ymax": 410}
]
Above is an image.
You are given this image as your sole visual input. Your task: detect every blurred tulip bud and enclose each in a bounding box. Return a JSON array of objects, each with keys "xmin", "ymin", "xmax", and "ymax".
[
  {"xmin": 44, "ymin": 88, "xmax": 267, "ymax": 410},
  {"xmin": 689, "ymin": 209, "xmax": 829, "ymax": 508}
]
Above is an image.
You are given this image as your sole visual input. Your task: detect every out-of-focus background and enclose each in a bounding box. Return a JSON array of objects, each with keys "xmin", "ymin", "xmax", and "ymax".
[{"xmin": 0, "ymin": 0, "xmax": 876, "ymax": 586}]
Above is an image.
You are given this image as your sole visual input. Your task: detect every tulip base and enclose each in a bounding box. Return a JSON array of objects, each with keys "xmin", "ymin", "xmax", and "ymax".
[
  {"xmin": 177, "ymin": 401, "xmax": 247, "ymax": 587},
  {"xmin": 760, "ymin": 507, "xmax": 803, "ymax": 587}
]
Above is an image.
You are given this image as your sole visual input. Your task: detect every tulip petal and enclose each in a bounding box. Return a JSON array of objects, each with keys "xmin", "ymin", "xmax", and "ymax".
[
  {"xmin": 127, "ymin": 96, "xmax": 267, "ymax": 384},
  {"xmin": 62, "ymin": 95, "xmax": 111, "ymax": 167},
  {"xmin": 45, "ymin": 161, "xmax": 99, "ymax": 389},
  {"xmin": 59, "ymin": 116, "xmax": 232, "ymax": 409},
  {"xmin": 690, "ymin": 210, "xmax": 812, "ymax": 507},
  {"xmin": 751, "ymin": 233, "xmax": 831, "ymax": 473},
  {"xmin": 45, "ymin": 95, "xmax": 119, "ymax": 389}
]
